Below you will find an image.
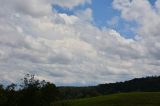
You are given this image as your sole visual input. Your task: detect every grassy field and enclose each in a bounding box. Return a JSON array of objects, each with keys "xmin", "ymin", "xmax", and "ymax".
[{"xmin": 54, "ymin": 92, "xmax": 160, "ymax": 106}]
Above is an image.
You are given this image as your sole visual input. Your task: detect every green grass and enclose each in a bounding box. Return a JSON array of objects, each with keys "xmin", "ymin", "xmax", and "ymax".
[{"xmin": 54, "ymin": 92, "xmax": 160, "ymax": 106}]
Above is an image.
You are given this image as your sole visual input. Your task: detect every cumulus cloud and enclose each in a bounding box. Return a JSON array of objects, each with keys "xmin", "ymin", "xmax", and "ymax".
[
  {"xmin": 113, "ymin": 0, "xmax": 160, "ymax": 58},
  {"xmin": 76, "ymin": 8, "xmax": 93, "ymax": 22},
  {"xmin": 0, "ymin": 0, "xmax": 160, "ymax": 86},
  {"xmin": 107, "ymin": 16, "xmax": 119, "ymax": 26},
  {"xmin": 52, "ymin": 0, "xmax": 91, "ymax": 9}
]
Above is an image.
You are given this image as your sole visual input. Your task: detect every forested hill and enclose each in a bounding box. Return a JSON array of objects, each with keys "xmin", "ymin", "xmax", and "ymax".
[
  {"xmin": 96, "ymin": 76, "xmax": 160, "ymax": 94},
  {"xmin": 59, "ymin": 76, "xmax": 160, "ymax": 99}
]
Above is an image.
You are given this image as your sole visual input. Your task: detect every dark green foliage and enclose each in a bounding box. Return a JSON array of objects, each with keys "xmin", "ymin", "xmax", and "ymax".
[
  {"xmin": 0, "ymin": 84, "xmax": 7, "ymax": 106},
  {"xmin": 96, "ymin": 76, "xmax": 160, "ymax": 94},
  {"xmin": 0, "ymin": 74, "xmax": 59, "ymax": 106},
  {"xmin": 59, "ymin": 87, "xmax": 100, "ymax": 100}
]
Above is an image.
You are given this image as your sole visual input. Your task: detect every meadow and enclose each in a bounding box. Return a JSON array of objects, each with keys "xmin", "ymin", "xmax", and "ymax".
[{"xmin": 55, "ymin": 92, "xmax": 160, "ymax": 106}]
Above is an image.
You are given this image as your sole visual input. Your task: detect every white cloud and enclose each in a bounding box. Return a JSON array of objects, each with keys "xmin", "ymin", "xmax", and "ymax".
[
  {"xmin": 156, "ymin": 0, "xmax": 160, "ymax": 11},
  {"xmin": 0, "ymin": 0, "xmax": 160, "ymax": 86},
  {"xmin": 76, "ymin": 8, "xmax": 93, "ymax": 22},
  {"xmin": 58, "ymin": 14, "xmax": 79, "ymax": 24},
  {"xmin": 113, "ymin": 0, "xmax": 160, "ymax": 74},
  {"xmin": 52, "ymin": 0, "xmax": 91, "ymax": 9},
  {"xmin": 107, "ymin": 16, "xmax": 119, "ymax": 26}
]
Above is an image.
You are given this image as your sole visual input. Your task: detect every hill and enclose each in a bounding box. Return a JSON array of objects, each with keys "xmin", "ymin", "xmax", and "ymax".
[
  {"xmin": 59, "ymin": 76, "xmax": 160, "ymax": 100},
  {"xmin": 96, "ymin": 76, "xmax": 160, "ymax": 94},
  {"xmin": 55, "ymin": 92, "xmax": 160, "ymax": 106}
]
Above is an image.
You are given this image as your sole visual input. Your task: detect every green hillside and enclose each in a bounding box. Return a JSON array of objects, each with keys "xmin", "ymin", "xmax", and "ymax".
[{"xmin": 55, "ymin": 92, "xmax": 160, "ymax": 106}]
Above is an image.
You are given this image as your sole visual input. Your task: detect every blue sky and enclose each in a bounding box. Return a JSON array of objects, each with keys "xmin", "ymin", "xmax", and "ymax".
[{"xmin": 53, "ymin": 0, "xmax": 156, "ymax": 39}]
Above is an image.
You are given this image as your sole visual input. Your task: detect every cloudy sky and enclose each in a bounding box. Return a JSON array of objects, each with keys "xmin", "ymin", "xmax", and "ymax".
[{"xmin": 0, "ymin": 0, "xmax": 160, "ymax": 86}]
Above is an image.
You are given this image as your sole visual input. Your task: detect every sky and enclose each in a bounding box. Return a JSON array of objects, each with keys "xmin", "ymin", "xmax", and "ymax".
[{"xmin": 0, "ymin": 0, "xmax": 160, "ymax": 86}]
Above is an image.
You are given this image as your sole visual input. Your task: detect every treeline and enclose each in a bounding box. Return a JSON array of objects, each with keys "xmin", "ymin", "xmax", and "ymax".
[
  {"xmin": 0, "ymin": 75, "xmax": 160, "ymax": 106},
  {"xmin": 96, "ymin": 76, "xmax": 160, "ymax": 94},
  {"xmin": 59, "ymin": 76, "xmax": 160, "ymax": 100},
  {"xmin": 0, "ymin": 74, "xmax": 59, "ymax": 106},
  {"xmin": 58, "ymin": 86, "xmax": 99, "ymax": 100}
]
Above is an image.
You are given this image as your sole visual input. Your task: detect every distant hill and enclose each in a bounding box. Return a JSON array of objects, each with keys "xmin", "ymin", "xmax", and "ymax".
[
  {"xmin": 59, "ymin": 76, "xmax": 160, "ymax": 99},
  {"xmin": 55, "ymin": 92, "xmax": 160, "ymax": 106},
  {"xmin": 96, "ymin": 76, "xmax": 160, "ymax": 94}
]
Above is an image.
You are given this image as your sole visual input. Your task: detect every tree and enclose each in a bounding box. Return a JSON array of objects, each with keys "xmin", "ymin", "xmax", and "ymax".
[{"xmin": 18, "ymin": 74, "xmax": 59, "ymax": 106}]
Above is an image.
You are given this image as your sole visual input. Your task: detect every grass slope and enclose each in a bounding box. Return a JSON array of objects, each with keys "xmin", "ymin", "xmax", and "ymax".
[{"xmin": 55, "ymin": 92, "xmax": 160, "ymax": 106}]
